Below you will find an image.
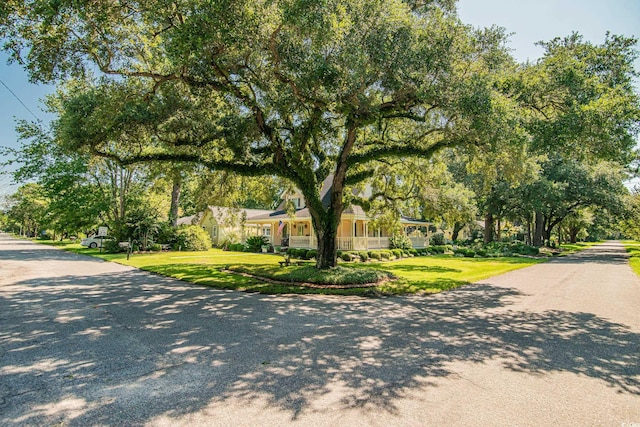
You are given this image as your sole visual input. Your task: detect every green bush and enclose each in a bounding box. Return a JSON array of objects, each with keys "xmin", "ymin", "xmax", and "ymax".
[
  {"xmin": 149, "ymin": 243, "xmax": 162, "ymax": 252},
  {"xmin": 368, "ymin": 250, "xmax": 382, "ymax": 260},
  {"xmin": 341, "ymin": 252, "xmax": 353, "ymax": 262},
  {"xmin": 464, "ymin": 249, "xmax": 476, "ymax": 258},
  {"xmin": 391, "ymin": 248, "xmax": 403, "ymax": 259},
  {"xmin": 103, "ymin": 238, "xmax": 124, "ymax": 254},
  {"xmin": 408, "ymin": 248, "xmax": 418, "ymax": 256},
  {"xmin": 379, "ymin": 250, "xmax": 393, "ymax": 260},
  {"xmin": 174, "ymin": 226, "xmax": 212, "ymax": 251},
  {"xmin": 509, "ymin": 243, "xmax": 539, "ymax": 255},
  {"xmin": 476, "ymin": 249, "xmax": 488, "ymax": 257},
  {"xmin": 358, "ymin": 251, "xmax": 369, "ymax": 262},
  {"xmin": 226, "ymin": 243, "xmax": 245, "ymax": 252},
  {"xmin": 306, "ymin": 249, "xmax": 317, "ymax": 259},
  {"xmin": 430, "ymin": 233, "xmax": 445, "ymax": 246},
  {"xmin": 389, "ymin": 234, "xmax": 413, "ymax": 250},
  {"xmin": 453, "ymin": 248, "xmax": 467, "ymax": 256},
  {"xmin": 246, "ymin": 235, "xmax": 270, "ymax": 252},
  {"xmin": 430, "ymin": 245, "xmax": 446, "ymax": 254}
]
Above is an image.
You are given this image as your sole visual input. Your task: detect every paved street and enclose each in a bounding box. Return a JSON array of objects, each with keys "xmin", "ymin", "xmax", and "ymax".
[{"xmin": 1, "ymin": 234, "xmax": 639, "ymax": 426}]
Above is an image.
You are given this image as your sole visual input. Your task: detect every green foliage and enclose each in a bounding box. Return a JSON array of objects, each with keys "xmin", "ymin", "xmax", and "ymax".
[
  {"xmin": 174, "ymin": 225, "xmax": 212, "ymax": 251},
  {"xmin": 306, "ymin": 250, "xmax": 317, "ymax": 260},
  {"xmin": 430, "ymin": 233, "xmax": 445, "ymax": 246},
  {"xmin": 228, "ymin": 265, "xmax": 394, "ymax": 286},
  {"xmin": 391, "ymin": 249, "xmax": 404, "ymax": 259},
  {"xmin": 103, "ymin": 238, "xmax": 124, "ymax": 254},
  {"xmin": 368, "ymin": 251, "xmax": 382, "ymax": 260},
  {"xmin": 226, "ymin": 243, "xmax": 246, "ymax": 252},
  {"xmin": 245, "ymin": 235, "xmax": 269, "ymax": 252},
  {"xmin": 340, "ymin": 252, "xmax": 353, "ymax": 262},
  {"xmin": 389, "ymin": 234, "xmax": 413, "ymax": 250},
  {"xmin": 358, "ymin": 251, "xmax": 369, "ymax": 262}
]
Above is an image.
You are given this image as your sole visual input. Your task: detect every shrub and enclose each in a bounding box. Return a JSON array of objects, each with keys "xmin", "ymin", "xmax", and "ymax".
[
  {"xmin": 391, "ymin": 248, "xmax": 403, "ymax": 259},
  {"xmin": 509, "ymin": 243, "xmax": 539, "ymax": 256},
  {"xmin": 227, "ymin": 243, "xmax": 245, "ymax": 252},
  {"xmin": 246, "ymin": 235, "xmax": 270, "ymax": 252},
  {"xmin": 453, "ymin": 248, "xmax": 467, "ymax": 256},
  {"xmin": 379, "ymin": 250, "xmax": 393, "ymax": 260},
  {"xmin": 476, "ymin": 249, "xmax": 488, "ymax": 257},
  {"xmin": 358, "ymin": 251, "xmax": 369, "ymax": 262},
  {"xmin": 149, "ymin": 243, "xmax": 162, "ymax": 252},
  {"xmin": 306, "ymin": 249, "xmax": 317, "ymax": 259},
  {"xmin": 103, "ymin": 238, "xmax": 124, "ymax": 254},
  {"xmin": 368, "ymin": 250, "xmax": 382, "ymax": 260},
  {"xmin": 464, "ymin": 250, "xmax": 476, "ymax": 258},
  {"xmin": 430, "ymin": 245, "xmax": 445, "ymax": 254},
  {"xmin": 429, "ymin": 232, "xmax": 445, "ymax": 246},
  {"xmin": 174, "ymin": 225, "xmax": 212, "ymax": 251},
  {"xmin": 389, "ymin": 234, "xmax": 412, "ymax": 250},
  {"xmin": 408, "ymin": 248, "xmax": 418, "ymax": 256},
  {"xmin": 341, "ymin": 252, "xmax": 353, "ymax": 262}
]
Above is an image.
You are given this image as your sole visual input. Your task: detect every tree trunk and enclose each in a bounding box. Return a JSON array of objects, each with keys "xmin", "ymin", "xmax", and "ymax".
[
  {"xmin": 533, "ymin": 211, "xmax": 544, "ymax": 247},
  {"xmin": 452, "ymin": 222, "xmax": 464, "ymax": 242},
  {"xmin": 484, "ymin": 212, "xmax": 494, "ymax": 244},
  {"xmin": 314, "ymin": 220, "xmax": 339, "ymax": 269},
  {"xmin": 569, "ymin": 227, "xmax": 579, "ymax": 243},
  {"xmin": 169, "ymin": 178, "xmax": 181, "ymax": 227},
  {"xmin": 496, "ymin": 217, "xmax": 501, "ymax": 242}
]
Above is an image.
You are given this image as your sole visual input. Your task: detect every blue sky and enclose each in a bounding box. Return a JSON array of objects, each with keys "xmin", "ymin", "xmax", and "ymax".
[{"xmin": 1, "ymin": 0, "xmax": 639, "ymax": 196}]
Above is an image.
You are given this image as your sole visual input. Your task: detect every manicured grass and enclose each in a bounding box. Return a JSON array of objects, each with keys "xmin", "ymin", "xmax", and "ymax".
[
  {"xmin": 622, "ymin": 241, "xmax": 640, "ymax": 277},
  {"xmin": 35, "ymin": 239, "xmax": 545, "ymax": 295},
  {"xmin": 559, "ymin": 241, "xmax": 601, "ymax": 255}
]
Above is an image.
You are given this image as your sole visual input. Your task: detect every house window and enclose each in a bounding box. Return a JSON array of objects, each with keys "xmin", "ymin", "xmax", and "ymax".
[
  {"xmin": 211, "ymin": 226, "xmax": 218, "ymax": 237},
  {"xmin": 293, "ymin": 198, "xmax": 302, "ymax": 208},
  {"xmin": 297, "ymin": 224, "xmax": 304, "ymax": 236},
  {"xmin": 263, "ymin": 227, "xmax": 270, "ymax": 236},
  {"xmin": 354, "ymin": 223, "xmax": 358, "ymax": 237}
]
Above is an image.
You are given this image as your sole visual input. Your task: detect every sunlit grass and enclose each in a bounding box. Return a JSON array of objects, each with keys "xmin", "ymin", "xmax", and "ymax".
[
  {"xmin": 622, "ymin": 241, "xmax": 640, "ymax": 277},
  {"xmin": 559, "ymin": 241, "xmax": 601, "ymax": 255},
  {"xmin": 35, "ymin": 240, "xmax": 546, "ymax": 296}
]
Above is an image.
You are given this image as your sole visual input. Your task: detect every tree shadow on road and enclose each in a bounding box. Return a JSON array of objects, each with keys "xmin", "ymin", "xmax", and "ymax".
[{"xmin": 1, "ymin": 269, "xmax": 638, "ymax": 425}]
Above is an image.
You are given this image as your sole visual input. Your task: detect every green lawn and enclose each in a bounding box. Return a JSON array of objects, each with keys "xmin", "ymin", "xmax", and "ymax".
[
  {"xmin": 558, "ymin": 241, "xmax": 601, "ymax": 255},
  {"xmin": 37, "ymin": 240, "xmax": 547, "ymax": 296},
  {"xmin": 622, "ymin": 241, "xmax": 640, "ymax": 277}
]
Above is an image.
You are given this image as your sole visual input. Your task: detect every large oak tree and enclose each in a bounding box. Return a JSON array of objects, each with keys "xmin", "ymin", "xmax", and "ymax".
[{"xmin": 2, "ymin": 0, "xmax": 517, "ymax": 267}]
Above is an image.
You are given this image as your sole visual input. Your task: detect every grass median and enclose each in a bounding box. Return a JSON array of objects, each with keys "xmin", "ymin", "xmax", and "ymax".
[{"xmin": 39, "ymin": 241, "xmax": 547, "ymax": 296}]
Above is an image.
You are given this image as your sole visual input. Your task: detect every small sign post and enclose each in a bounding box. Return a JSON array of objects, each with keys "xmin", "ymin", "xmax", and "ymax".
[{"xmin": 97, "ymin": 227, "xmax": 107, "ymax": 252}]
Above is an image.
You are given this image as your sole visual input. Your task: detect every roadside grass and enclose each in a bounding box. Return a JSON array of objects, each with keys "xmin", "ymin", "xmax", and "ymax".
[
  {"xmin": 622, "ymin": 241, "xmax": 640, "ymax": 277},
  {"xmin": 559, "ymin": 241, "xmax": 601, "ymax": 255},
  {"xmin": 26, "ymin": 238, "xmax": 583, "ymax": 295},
  {"xmin": 35, "ymin": 240, "xmax": 545, "ymax": 295}
]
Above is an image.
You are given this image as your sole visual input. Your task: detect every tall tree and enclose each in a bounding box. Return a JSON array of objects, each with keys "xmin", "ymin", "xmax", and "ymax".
[{"xmin": 1, "ymin": 0, "xmax": 513, "ymax": 268}]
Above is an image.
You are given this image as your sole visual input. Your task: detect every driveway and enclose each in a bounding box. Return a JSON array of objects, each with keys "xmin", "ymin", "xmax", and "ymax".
[{"xmin": 1, "ymin": 235, "xmax": 638, "ymax": 426}]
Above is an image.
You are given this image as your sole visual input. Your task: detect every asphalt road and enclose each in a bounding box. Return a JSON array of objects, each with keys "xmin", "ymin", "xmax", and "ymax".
[{"xmin": 1, "ymin": 234, "xmax": 639, "ymax": 426}]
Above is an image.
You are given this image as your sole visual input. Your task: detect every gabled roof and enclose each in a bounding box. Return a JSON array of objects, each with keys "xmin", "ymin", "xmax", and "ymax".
[{"xmin": 206, "ymin": 206, "xmax": 274, "ymax": 223}]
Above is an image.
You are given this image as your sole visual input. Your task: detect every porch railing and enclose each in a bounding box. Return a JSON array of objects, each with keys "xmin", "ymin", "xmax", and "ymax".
[
  {"xmin": 289, "ymin": 235, "xmax": 317, "ymax": 249},
  {"xmin": 409, "ymin": 236, "xmax": 428, "ymax": 248}
]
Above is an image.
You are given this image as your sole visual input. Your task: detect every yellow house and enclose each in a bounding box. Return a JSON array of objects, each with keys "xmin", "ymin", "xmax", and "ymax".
[
  {"xmin": 243, "ymin": 176, "xmax": 432, "ymax": 250},
  {"xmin": 184, "ymin": 176, "xmax": 435, "ymax": 250}
]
